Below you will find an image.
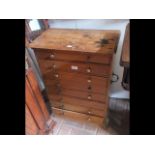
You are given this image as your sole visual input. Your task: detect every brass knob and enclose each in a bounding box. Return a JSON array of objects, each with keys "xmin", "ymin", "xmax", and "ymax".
[
  {"xmin": 88, "ymin": 95, "xmax": 92, "ymax": 100},
  {"xmin": 50, "ymin": 54, "xmax": 55, "ymax": 58},
  {"xmin": 55, "ymin": 74, "xmax": 59, "ymax": 78},
  {"xmin": 88, "ymin": 117, "xmax": 91, "ymax": 121},
  {"xmin": 52, "ymin": 64, "xmax": 56, "ymax": 68},
  {"xmin": 88, "ymin": 111, "xmax": 92, "ymax": 114},
  {"xmin": 87, "ymin": 79, "xmax": 91, "ymax": 83},
  {"xmin": 86, "ymin": 68, "xmax": 91, "ymax": 73}
]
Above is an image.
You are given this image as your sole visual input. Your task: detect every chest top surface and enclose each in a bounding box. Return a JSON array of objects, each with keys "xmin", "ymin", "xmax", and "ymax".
[{"xmin": 29, "ymin": 28, "xmax": 120, "ymax": 54}]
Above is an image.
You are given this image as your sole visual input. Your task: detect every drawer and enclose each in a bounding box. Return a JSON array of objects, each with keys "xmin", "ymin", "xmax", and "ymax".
[
  {"xmin": 62, "ymin": 96, "xmax": 106, "ymax": 110},
  {"xmin": 43, "ymin": 71, "xmax": 109, "ymax": 88},
  {"xmin": 59, "ymin": 71, "xmax": 109, "ymax": 84},
  {"xmin": 52, "ymin": 107, "xmax": 104, "ymax": 125},
  {"xmin": 63, "ymin": 102, "xmax": 105, "ymax": 117},
  {"xmin": 62, "ymin": 89, "xmax": 106, "ymax": 102},
  {"xmin": 45, "ymin": 72, "xmax": 109, "ymax": 94},
  {"xmin": 35, "ymin": 49, "xmax": 112, "ymax": 64},
  {"xmin": 38, "ymin": 60, "xmax": 111, "ymax": 77}
]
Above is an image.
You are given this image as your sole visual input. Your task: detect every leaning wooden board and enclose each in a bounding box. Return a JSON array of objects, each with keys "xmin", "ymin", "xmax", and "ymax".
[{"xmin": 29, "ymin": 28, "xmax": 120, "ymax": 126}]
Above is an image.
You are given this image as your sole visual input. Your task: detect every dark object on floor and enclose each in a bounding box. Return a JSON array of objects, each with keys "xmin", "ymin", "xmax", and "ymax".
[{"xmin": 108, "ymin": 99, "xmax": 129, "ymax": 135}]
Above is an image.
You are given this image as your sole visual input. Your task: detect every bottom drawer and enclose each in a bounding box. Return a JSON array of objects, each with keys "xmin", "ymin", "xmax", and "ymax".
[
  {"xmin": 52, "ymin": 107, "xmax": 104, "ymax": 125},
  {"xmin": 64, "ymin": 103, "xmax": 105, "ymax": 117}
]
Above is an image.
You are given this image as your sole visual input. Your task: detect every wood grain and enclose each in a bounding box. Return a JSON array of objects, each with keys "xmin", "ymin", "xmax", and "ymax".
[
  {"xmin": 29, "ymin": 28, "xmax": 120, "ymax": 54},
  {"xmin": 121, "ymin": 23, "xmax": 130, "ymax": 67},
  {"xmin": 31, "ymin": 28, "xmax": 120, "ymax": 126},
  {"xmin": 26, "ymin": 104, "xmax": 39, "ymax": 135},
  {"xmin": 52, "ymin": 107, "xmax": 104, "ymax": 125},
  {"xmin": 27, "ymin": 68, "xmax": 50, "ymax": 121}
]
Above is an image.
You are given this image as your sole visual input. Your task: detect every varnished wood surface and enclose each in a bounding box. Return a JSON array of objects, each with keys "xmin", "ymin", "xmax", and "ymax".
[
  {"xmin": 29, "ymin": 28, "xmax": 119, "ymax": 54},
  {"xmin": 31, "ymin": 29, "xmax": 120, "ymax": 125},
  {"xmin": 35, "ymin": 49, "xmax": 113, "ymax": 64},
  {"xmin": 38, "ymin": 59, "xmax": 111, "ymax": 77},
  {"xmin": 121, "ymin": 23, "xmax": 129, "ymax": 67},
  {"xmin": 27, "ymin": 68, "xmax": 50, "ymax": 121},
  {"xmin": 62, "ymin": 103, "xmax": 105, "ymax": 117},
  {"xmin": 26, "ymin": 79, "xmax": 46, "ymax": 131},
  {"xmin": 52, "ymin": 107, "xmax": 104, "ymax": 125},
  {"xmin": 26, "ymin": 104, "xmax": 39, "ymax": 135},
  {"xmin": 26, "ymin": 68, "xmax": 55, "ymax": 134}
]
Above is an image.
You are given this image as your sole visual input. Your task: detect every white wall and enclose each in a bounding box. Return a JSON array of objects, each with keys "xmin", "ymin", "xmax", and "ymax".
[
  {"xmin": 29, "ymin": 19, "xmax": 41, "ymax": 31},
  {"xmin": 48, "ymin": 19, "xmax": 129, "ymax": 99}
]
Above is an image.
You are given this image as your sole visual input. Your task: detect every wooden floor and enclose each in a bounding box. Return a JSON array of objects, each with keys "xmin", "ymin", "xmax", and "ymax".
[
  {"xmin": 48, "ymin": 98, "xmax": 129, "ymax": 135},
  {"xmin": 49, "ymin": 114, "xmax": 116, "ymax": 135}
]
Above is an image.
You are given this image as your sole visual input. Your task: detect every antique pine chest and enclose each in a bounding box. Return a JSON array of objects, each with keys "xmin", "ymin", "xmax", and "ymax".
[{"xmin": 29, "ymin": 28, "xmax": 120, "ymax": 126}]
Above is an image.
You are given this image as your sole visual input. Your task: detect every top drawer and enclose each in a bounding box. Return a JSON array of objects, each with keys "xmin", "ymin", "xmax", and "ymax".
[{"xmin": 34, "ymin": 49, "xmax": 112, "ymax": 65}]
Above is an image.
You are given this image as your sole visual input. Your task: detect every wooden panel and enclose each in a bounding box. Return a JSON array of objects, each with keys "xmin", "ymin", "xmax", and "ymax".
[
  {"xmin": 62, "ymin": 89, "xmax": 106, "ymax": 102},
  {"xmin": 62, "ymin": 96, "xmax": 105, "ymax": 110},
  {"xmin": 25, "ymin": 68, "xmax": 55, "ymax": 135},
  {"xmin": 38, "ymin": 60, "xmax": 110, "ymax": 77},
  {"xmin": 59, "ymin": 72, "xmax": 109, "ymax": 85},
  {"xmin": 29, "ymin": 28, "xmax": 120, "ymax": 54},
  {"xmin": 26, "ymin": 79, "xmax": 46, "ymax": 131},
  {"xmin": 120, "ymin": 23, "xmax": 129, "ymax": 67},
  {"xmin": 60, "ymin": 81, "xmax": 107, "ymax": 95},
  {"xmin": 35, "ymin": 49, "xmax": 113, "ymax": 64},
  {"xmin": 26, "ymin": 104, "xmax": 39, "ymax": 135},
  {"xmin": 52, "ymin": 107, "xmax": 104, "ymax": 125},
  {"xmin": 43, "ymin": 71, "xmax": 108, "ymax": 88},
  {"xmin": 27, "ymin": 68, "xmax": 50, "ymax": 121},
  {"xmin": 63, "ymin": 102, "xmax": 105, "ymax": 117}
]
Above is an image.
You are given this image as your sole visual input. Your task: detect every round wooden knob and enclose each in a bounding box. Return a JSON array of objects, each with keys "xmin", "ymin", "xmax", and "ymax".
[
  {"xmin": 50, "ymin": 54, "xmax": 55, "ymax": 58},
  {"xmin": 87, "ymin": 79, "xmax": 91, "ymax": 83},
  {"xmin": 86, "ymin": 68, "xmax": 91, "ymax": 73},
  {"xmin": 88, "ymin": 95, "xmax": 92, "ymax": 100},
  {"xmin": 55, "ymin": 74, "xmax": 59, "ymax": 78}
]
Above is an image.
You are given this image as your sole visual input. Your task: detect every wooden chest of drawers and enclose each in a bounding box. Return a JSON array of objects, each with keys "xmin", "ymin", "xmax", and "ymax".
[{"xmin": 29, "ymin": 28, "xmax": 119, "ymax": 125}]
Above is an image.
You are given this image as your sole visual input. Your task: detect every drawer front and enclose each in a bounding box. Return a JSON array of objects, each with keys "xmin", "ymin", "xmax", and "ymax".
[
  {"xmin": 59, "ymin": 72, "xmax": 109, "ymax": 86},
  {"xmin": 43, "ymin": 72, "xmax": 109, "ymax": 89},
  {"xmin": 62, "ymin": 96, "xmax": 105, "ymax": 110},
  {"xmin": 35, "ymin": 49, "xmax": 112, "ymax": 64},
  {"xmin": 62, "ymin": 89, "xmax": 106, "ymax": 102},
  {"xmin": 52, "ymin": 107, "xmax": 104, "ymax": 125},
  {"xmin": 38, "ymin": 60, "xmax": 111, "ymax": 77},
  {"xmin": 61, "ymin": 81, "xmax": 107, "ymax": 94},
  {"xmin": 44, "ymin": 74, "xmax": 108, "ymax": 95},
  {"xmin": 63, "ymin": 102, "xmax": 105, "ymax": 117}
]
